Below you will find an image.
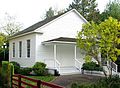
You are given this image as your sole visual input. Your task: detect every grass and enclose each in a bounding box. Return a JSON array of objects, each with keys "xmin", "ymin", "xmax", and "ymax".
[
  {"xmin": 27, "ymin": 75, "xmax": 55, "ymax": 82},
  {"xmin": 13, "ymin": 75, "xmax": 56, "ymax": 88}
]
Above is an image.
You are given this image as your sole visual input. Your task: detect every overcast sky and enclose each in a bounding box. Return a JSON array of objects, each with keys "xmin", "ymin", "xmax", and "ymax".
[{"xmin": 0, "ymin": 0, "xmax": 110, "ymax": 29}]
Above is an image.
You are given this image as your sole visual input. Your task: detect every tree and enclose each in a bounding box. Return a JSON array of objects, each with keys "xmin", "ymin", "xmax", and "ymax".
[
  {"xmin": 77, "ymin": 17, "xmax": 120, "ymax": 76},
  {"xmin": 1, "ymin": 13, "xmax": 22, "ymax": 36},
  {"xmin": 43, "ymin": 7, "xmax": 65, "ymax": 19},
  {"xmin": 100, "ymin": 0, "xmax": 120, "ymax": 21},
  {"xmin": 68, "ymin": 0, "xmax": 100, "ymax": 23},
  {"xmin": 0, "ymin": 33, "xmax": 8, "ymax": 61},
  {"xmin": 45, "ymin": 7, "xmax": 55, "ymax": 19}
]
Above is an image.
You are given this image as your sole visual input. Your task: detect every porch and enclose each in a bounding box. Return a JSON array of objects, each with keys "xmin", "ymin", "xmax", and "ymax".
[{"xmin": 42, "ymin": 37, "xmax": 84, "ymax": 75}]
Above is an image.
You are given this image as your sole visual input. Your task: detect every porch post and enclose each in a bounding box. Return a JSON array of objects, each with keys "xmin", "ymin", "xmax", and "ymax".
[
  {"xmin": 54, "ymin": 44, "xmax": 57, "ymax": 68},
  {"xmin": 75, "ymin": 45, "xmax": 77, "ymax": 59},
  {"xmin": 74, "ymin": 45, "xmax": 77, "ymax": 66}
]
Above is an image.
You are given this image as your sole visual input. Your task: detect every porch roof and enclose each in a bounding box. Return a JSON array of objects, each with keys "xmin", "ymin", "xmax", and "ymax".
[{"xmin": 42, "ymin": 37, "xmax": 76, "ymax": 44}]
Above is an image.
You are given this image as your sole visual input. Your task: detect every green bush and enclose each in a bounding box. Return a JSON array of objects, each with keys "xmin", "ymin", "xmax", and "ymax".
[
  {"xmin": 1, "ymin": 61, "xmax": 14, "ymax": 88},
  {"xmin": 10, "ymin": 61, "xmax": 20, "ymax": 74},
  {"xmin": 71, "ymin": 75, "xmax": 120, "ymax": 88},
  {"xmin": 71, "ymin": 83, "xmax": 79, "ymax": 88},
  {"xmin": 97, "ymin": 75, "xmax": 120, "ymax": 88},
  {"xmin": 19, "ymin": 67, "xmax": 32, "ymax": 75},
  {"xmin": 82, "ymin": 61, "xmax": 103, "ymax": 71},
  {"xmin": 33, "ymin": 62, "xmax": 46, "ymax": 75}
]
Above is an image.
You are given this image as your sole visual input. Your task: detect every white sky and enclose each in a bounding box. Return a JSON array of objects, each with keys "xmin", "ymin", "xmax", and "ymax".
[{"xmin": 0, "ymin": 0, "xmax": 110, "ymax": 29}]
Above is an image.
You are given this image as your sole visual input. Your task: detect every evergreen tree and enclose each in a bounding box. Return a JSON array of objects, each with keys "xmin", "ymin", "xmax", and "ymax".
[
  {"xmin": 68, "ymin": 0, "xmax": 100, "ymax": 23},
  {"xmin": 100, "ymin": 0, "xmax": 120, "ymax": 21},
  {"xmin": 45, "ymin": 7, "xmax": 55, "ymax": 19}
]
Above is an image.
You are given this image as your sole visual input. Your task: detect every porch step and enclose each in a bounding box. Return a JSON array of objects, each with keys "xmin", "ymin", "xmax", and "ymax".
[{"xmin": 59, "ymin": 66, "xmax": 81, "ymax": 75}]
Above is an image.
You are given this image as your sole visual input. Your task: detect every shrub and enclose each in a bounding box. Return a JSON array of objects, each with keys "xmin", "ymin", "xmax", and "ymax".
[
  {"xmin": 10, "ymin": 61, "xmax": 20, "ymax": 74},
  {"xmin": 71, "ymin": 75, "xmax": 120, "ymax": 88},
  {"xmin": 71, "ymin": 83, "xmax": 79, "ymax": 88},
  {"xmin": 33, "ymin": 62, "xmax": 46, "ymax": 75},
  {"xmin": 98, "ymin": 75, "xmax": 120, "ymax": 88},
  {"xmin": 82, "ymin": 61, "xmax": 103, "ymax": 71},
  {"xmin": 84, "ymin": 55, "xmax": 92, "ymax": 63},
  {"xmin": 19, "ymin": 67, "xmax": 32, "ymax": 75},
  {"xmin": 1, "ymin": 61, "xmax": 14, "ymax": 88}
]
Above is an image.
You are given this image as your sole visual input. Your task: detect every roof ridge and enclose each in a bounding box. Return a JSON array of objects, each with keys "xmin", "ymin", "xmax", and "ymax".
[
  {"xmin": 10, "ymin": 9, "xmax": 87, "ymax": 38},
  {"xmin": 11, "ymin": 10, "xmax": 68, "ymax": 37}
]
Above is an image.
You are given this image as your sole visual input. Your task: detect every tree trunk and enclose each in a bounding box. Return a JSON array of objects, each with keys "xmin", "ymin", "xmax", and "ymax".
[{"xmin": 95, "ymin": 56, "xmax": 107, "ymax": 76}]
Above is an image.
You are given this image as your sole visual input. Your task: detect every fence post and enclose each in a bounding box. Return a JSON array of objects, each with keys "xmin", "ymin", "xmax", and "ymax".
[
  {"xmin": 18, "ymin": 74, "xmax": 21, "ymax": 88},
  {"xmin": 11, "ymin": 75, "xmax": 13, "ymax": 88},
  {"xmin": 37, "ymin": 80, "xmax": 41, "ymax": 88}
]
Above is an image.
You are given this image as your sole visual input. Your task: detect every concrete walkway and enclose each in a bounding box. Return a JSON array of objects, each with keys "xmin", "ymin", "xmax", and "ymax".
[{"xmin": 52, "ymin": 74, "xmax": 102, "ymax": 88}]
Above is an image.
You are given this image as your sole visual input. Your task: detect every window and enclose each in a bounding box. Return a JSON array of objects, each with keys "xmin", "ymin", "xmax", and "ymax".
[
  {"xmin": 19, "ymin": 41, "xmax": 22, "ymax": 57},
  {"xmin": 13, "ymin": 43, "xmax": 15, "ymax": 57},
  {"xmin": 27, "ymin": 40, "xmax": 30, "ymax": 57}
]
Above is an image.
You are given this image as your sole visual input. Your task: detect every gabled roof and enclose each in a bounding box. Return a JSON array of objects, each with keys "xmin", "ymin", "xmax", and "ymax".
[
  {"xmin": 42, "ymin": 37, "xmax": 76, "ymax": 44},
  {"xmin": 12, "ymin": 12, "xmax": 66, "ymax": 37},
  {"xmin": 43, "ymin": 37, "xmax": 76, "ymax": 42},
  {"xmin": 11, "ymin": 9, "xmax": 88, "ymax": 38}
]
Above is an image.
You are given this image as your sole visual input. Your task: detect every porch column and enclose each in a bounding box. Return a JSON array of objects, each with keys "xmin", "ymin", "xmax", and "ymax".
[
  {"xmin": 54, "ymin": 44, "xmax": 57, "ymax": 68},
  {"xmin": 74, "ymin": 45, "xmax": 77, "ymax": 66},
  {"xmin": 74, "ymin": 45, "xmax": 77, "ymax": 59}
]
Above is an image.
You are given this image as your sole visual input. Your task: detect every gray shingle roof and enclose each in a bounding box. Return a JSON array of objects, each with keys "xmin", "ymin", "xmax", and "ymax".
[
  {"xmin": 11, "ymin": 9, "xmax": 88, "ymax": 38},
  {"xmin": 12, "ymin": 12, "xmax": 66, "ymax": 37},
  {"xmin": 43, "ymin": 37, "xmax": 76, "ymax": 43}
]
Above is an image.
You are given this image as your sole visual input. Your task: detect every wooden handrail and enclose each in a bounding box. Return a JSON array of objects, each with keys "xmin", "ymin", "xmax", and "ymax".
[
  {"xmin": 75, "ymin": 58, "xmax": 81, "ymax": 71},
  {"xmin": 55, "ymin": 59, "xmax": 61, "ymax": 73},
  {"xmin": 12, "ymin": 74, "xmax": 64, "ymax": 88},
  {"xmin": 107, "ymin": 60, "xmax": 118, "ymax": 72}
]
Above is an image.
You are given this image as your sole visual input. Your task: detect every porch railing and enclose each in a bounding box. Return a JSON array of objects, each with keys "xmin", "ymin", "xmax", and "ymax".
[
  {"xmin": 55, "ymin": 59, "xmax": 61, "ymax": 73},
  {"xmin": 44, "ymin": 59, "xmax": 60, "ymax": 73},
  {"xmin": 12, "ymin": 74, "xmax": 64, "ymax": 88},
  {"xmin": 75, "ymin": 59, "xmax": 81, "ymax": 72},
  {"xmin": 107, "ymin": 60, "xmax": 118, "ymax": 73}
]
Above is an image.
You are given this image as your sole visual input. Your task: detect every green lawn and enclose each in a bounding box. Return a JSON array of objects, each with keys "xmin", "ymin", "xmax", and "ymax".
[
  {"xmin": 27, "ymin": 75, "xmax": 55, "ymax": 82},
  {"xmin": 12, "ymin": 75, "xmax": 56, "ymax": 88}
]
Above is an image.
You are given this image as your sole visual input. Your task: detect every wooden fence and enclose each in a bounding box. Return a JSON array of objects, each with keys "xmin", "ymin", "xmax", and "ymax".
[{"xmin": 12, "ymin": 74, "xmax": 64, "ymax": 88}]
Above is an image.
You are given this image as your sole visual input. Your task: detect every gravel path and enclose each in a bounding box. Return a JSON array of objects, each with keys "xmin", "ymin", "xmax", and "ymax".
[{"xmin": 52, "ymin": 74, "xmax": 103, "ymax": 88}]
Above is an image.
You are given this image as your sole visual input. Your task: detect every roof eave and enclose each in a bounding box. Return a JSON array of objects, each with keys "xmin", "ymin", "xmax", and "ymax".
[{"xmin": 9, "ymin": 31, "xmax": 43, "ymax": 40}]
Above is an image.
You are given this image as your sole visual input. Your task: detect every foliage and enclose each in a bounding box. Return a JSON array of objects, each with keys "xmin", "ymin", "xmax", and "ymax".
[
  {"xmin": 68, "ymin": 0, "xmax": 100, "ymax": 23},
  {"xmin": 43, "ymin": 7, "xmax": 65, "ymax": 19},
  {"xmin": 0, "ymin": 33, "xmax": 8, "ymax": 61},
  {"xmin": 82, "ymin": 61, "xmax": 103, "ymax": 71},
  {"xmin": 10, "ymin": 61, "xmax": 20, "ymax": 74},
  {"xmin": 84, "ymin": 55, "xmax": 92, "ymax": 63},
  {"xmin": 100, "ymin": 0, "xmax": 120, "ymax": 21},
  {"xmin": 1, "ymin": 13, "xmax": 23, "ymax": 36},
  {"xmin": 44, "ymin": 7, "xmax": 55, "ymax": 19},
  {"xmin": 19, "ymin": 67, "xmax": 32, "ymax": 75},
  {"xmin": 71, "ymin": 75, "xmax": 120, "ymax": 88},
  {"xmin": 77, "ymin": 17, "xmax": 120, "ymax": 76},
  {"xmin": 33, "ymin": 62, "xmax": 46, "ymax": 75},
  {"xmin": 71, "ymin": 82, "xmax": 94, "ymax": 88},
  {"xmin": 1, "ymin": 61, "xmax": 14, "ymax": 88},
  {"xmin": 27, "ymin": 75, "xmax": 55, "ymax": 82}
]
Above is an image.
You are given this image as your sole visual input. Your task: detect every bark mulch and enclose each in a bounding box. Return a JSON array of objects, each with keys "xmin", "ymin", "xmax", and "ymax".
[{"xmin": 52, "ymin": 74, "xmax": 103, "ymax": 88}]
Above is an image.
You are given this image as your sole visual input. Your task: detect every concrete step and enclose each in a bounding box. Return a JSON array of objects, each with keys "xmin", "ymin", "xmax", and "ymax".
[{"xmin": 59, "ymin": 66, "xmax": 80, "ymax": 75}]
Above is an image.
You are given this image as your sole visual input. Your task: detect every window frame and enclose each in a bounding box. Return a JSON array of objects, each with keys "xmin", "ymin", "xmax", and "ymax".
[
  {"xmin": 13, "ymin": 42, "xmax": 15, "ymax": 57},
  {"xmin": 27, "ymin": 40, "xmax": 30, "ymax": 58},
  {"xmin": 19, "ymin": 41, "xmax": 22, "ymax": 58}
]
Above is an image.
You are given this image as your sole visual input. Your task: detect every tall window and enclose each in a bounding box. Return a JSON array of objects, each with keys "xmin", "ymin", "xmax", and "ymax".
[
  {"xmin": 13, "ymin": 43, "xmax": 15, "ymax": 57},
  {"xmin": 27, "ymin": 40, "xmax": 30, "ymax": 58},
  {"xmin": 19, "ymin": 41, "xmax": 22, "ymax": 57}
]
